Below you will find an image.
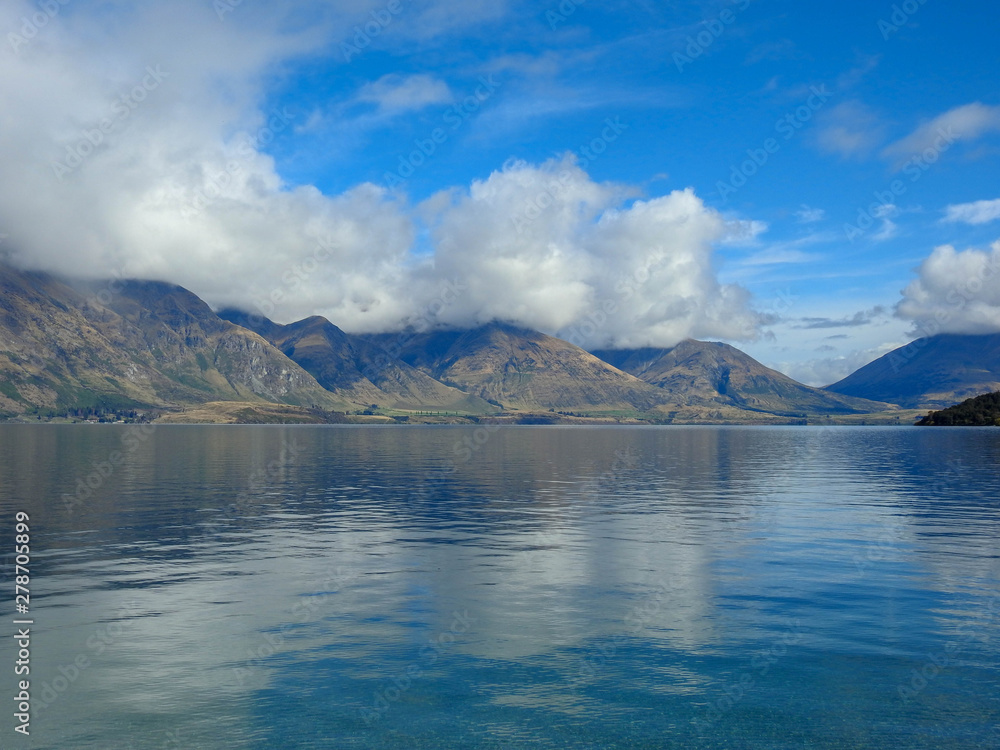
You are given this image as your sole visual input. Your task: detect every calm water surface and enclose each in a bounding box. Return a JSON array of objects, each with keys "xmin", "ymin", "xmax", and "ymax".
[{"xmin": 0, "ymin": 425, "xmax": 998, "ymax": 749}]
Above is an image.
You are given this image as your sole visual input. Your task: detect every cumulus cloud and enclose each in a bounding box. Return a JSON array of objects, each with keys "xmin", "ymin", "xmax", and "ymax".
[
  {"xmin": 0, "ymin": 0, "xmax": 762, "ymax": 350},
  {"xmin": 943, "ymin": 198, "xmax": 1000, "ymax": 226},
  {"xmin": 412, "ymin": 157, "xmax": 762, "ymax": 348},
  {"xmin": 896, "ymin": 241, "xmax": 1000, "ymax": 335}
]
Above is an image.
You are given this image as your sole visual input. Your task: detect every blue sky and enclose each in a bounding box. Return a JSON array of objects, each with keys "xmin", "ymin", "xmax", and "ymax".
[{"xmin": 2, "ymin": 0, "xmax": 999, "ymax": 384}]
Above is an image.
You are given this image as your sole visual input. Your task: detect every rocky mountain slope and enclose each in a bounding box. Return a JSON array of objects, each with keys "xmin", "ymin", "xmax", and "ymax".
[
  {"xmin": 366, "ymin": 322, "xmax": 672, "ymax": 412},
  {"xmin": 0, "ymin": 265, "xmax": 347, "ymax": 416},
  {"xmin": 220, "ymin": 311, "xmax": 493, "ymax": 413}
]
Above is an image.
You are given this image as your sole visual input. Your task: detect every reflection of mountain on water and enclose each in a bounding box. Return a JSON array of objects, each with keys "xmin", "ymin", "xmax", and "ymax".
[{"xmin": 5, "ymin": 424, "xmax": 1000, "ymax": 742}]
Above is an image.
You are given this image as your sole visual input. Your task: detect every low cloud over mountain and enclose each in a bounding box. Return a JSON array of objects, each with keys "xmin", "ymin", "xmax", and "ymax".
[{"xmin": 0, "ymin": 0, "xmax": 761, "ymax": 353}]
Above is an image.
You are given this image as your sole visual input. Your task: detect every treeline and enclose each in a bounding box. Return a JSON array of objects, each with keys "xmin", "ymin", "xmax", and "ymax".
[
  {"xmin": 917, "ymin": 391, "xmax": 1000, "ymax": 426},
  {"xmin": 39, "ymin": 406, "xmax": 154, "ymax": 423}
]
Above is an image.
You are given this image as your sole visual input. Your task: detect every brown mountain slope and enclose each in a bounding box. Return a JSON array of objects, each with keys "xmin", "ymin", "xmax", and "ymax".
[
  {"xmin": 0, "ymin": 266, "xmax": 164, "ymax": 415},
  {"xmin": 219, "ymin": 311, "xmax": 494, "ymax": 413},
  {"xmin": 592, "ymin": 340, "xmax": 894, "ymax": 416},
  {"xmin": 0, "ymin": 265, "xmax": 347, "ymax": 416},
  {"xmin": 87, "ymin": 280, "xmax": 349, "ymax": 409},
  {"xmin": 366, "ymin": 322, "xmax": 673, "ymax": 412}
]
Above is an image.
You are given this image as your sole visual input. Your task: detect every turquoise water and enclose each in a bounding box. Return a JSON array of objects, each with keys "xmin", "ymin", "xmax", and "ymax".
[{"xmin": 1, "ymin": 424, "xmax": 998, "ymax": 748}]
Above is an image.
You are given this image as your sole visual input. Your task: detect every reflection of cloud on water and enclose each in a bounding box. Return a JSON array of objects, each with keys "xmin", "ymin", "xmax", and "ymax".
[{"xmin": 15, "ymin": 425, "xmax": 1000, "ymax": 745}]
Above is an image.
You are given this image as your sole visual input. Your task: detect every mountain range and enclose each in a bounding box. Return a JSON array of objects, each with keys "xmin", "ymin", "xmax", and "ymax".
[{"xmin": 1, "ymin": 263, "xmax": 997, "ymax": 423}]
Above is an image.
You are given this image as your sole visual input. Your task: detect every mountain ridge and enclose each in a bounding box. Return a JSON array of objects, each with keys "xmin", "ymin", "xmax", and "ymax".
[
  {"xmin": 1, "ymin": 263, "xmax": 975, "ymax": 424},
  {"xmin": 826, "ymin": 333, "xmax": 1000, "ymax": 408},
  {"xmin": 364, "ymin": 322, "xmax": 674, "ymax": 412},
  {"xmin": 219, "ymin": 310, "xmax": 494, "ymax": 413}
]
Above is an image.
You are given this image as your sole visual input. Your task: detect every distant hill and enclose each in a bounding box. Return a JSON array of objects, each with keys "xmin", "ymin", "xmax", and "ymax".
[
  {"xmin": 366, "ymin": 322, "xmax": 672, "ymax": 412},
  {"xmin": 826, "ymin": 333, "xmax": 1000, "ymax": 408},
  {"xmin": 219, "ymin": 311, "xmax": 493, "ymax": 413},
  {"xmin": 592, "ymin": 340, "xmax": 892, "ymax": 416},
  {"xmin": 916, "ymin": 391, "xmax": 1000, "ymax": 426}
]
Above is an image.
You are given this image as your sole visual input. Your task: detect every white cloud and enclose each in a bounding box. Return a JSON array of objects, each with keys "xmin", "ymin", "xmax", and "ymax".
[
  {"xmin": 896, "ymin": 240, "xmax": 1000, "ymax": 335},
  {"xmin": 815, "ymin": 100, "xmax": 885, "ymax": 158},
  {"xmin": 943, "ymin": 198, "xmax": 1000, "ymax": 226},
  {"xmin": 413, "ymin": 157, "xmax": 763, "ymax": 348},
  {"xmin": 356, "ymin": 74, "xmax": 453, "ymax": 114},
  {"xmin": 882, "ymin": 102, "xmax": 1000, "ymax": 166},
  {"xmin": 872, "ymin": 203, "xmax": 899, "ymax": 241},
  {"xmin": 796, "ymin": 206, "xmax": 825, "ymax": 224},
  {"xmin": 726, "ymin": 232, "xmax": 832, "ymax": 277},
  {"xmin": 0, "ymin": 1, "xmax": 764, "ymax": 349},
  {"xmin": 720, "ymin": 219, "xmax": 768, "ymax": 246}
]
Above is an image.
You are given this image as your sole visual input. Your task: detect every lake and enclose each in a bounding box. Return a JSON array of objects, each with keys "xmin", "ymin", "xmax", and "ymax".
[{"xmin": 1, "ymin": 424, "xmax": 998, "ymax": 748}]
